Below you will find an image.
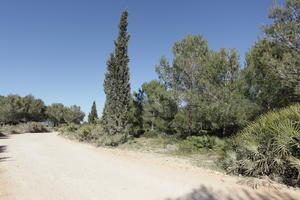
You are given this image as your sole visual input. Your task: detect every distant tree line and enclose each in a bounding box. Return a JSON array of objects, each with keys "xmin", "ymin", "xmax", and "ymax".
[{"xmin": 0, "ymin": 94, "xmax": 85, "ymax": 126}]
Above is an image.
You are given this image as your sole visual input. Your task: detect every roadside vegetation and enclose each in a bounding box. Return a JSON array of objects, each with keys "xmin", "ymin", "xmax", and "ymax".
[
  {"xmin": 0, "ymin": 94, "xmax": 85, "ymax": 134},
  {"xmin": 1, "ymin": 0, "xmax": 299, "ymax": 188},
  {"xmin": 0, "ymin": 122, "xmax": 49, "ymax": 134},
  {"xmin": 224, "ymin": 104, "xmax": 300, "ymax": 187}
]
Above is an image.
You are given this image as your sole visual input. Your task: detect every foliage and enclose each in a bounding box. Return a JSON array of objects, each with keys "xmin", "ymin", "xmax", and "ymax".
[
  {"xmin": 102, "ymin": 9, "xmax": 131, "ymax": 139},
  {"xmin": 63, "ymin": 105, "xmax": 85, "ymax": 124},
  {"xmin": 243, "ymin": 0, "xmax": 300, "ymax": 112},
  {"xmin": 97, "ymin": 133, "xmax": 127, "ymax": 147},
  {"xmin": 88, "ymin": 101, "xmax": 98, "ymax": 124},
  {"xmin": 59, "ymin": 124, "xmax": 102, "ymax": 141},
  {"xmin": 46, "ymin": 104, "xmax": 66, "ymax": 126},
  {"xmin": 46, "ymin": 104, "xmax": 85, "ymax": 126},
  {"xmin": 59, "ymin": 123, "xmax": 80, "ymax": 133},
  {"xmin": 21, "ymin": 95, "xmax": 46, "ymax": 122},
  {"xmin": 59, "ymin": 123, "xmax": 126, "ymax": 146},
  {"xmin": 141, "ymin": 80, "xmax": 178, "ymax": 136},
  {"xmin": 128, "ymin": 90, "xmax": 144, "ymax": 137},
  {"xmin": 118, "ymin": 136, "xmax": 179, "ymax": 152},
  {"xmin": 0, "ymin": 94, "xmax": 46, "ymax": 124},
  {"xmin": 224, "ymin": 104, "xmax": 300, "ymax": 186},
  {"xmin": 0, "ymin": 122, "xmax": 49, "ymax": 134},
  {"xmin": 0, "ymin": 94, "xmax": 84, "ymax": 127},
  {"xmin": 75, "ymin": 125, "xmax": 102, "ymax": 142},
  {"xmin": 243, "ymin": 39, "xmax": 299, "ymax": 111},
  {"xmin": 263, "ymin": 0, "xmax": 300, "ymax": 54},
  {"xmin": 179, "ymin": 136, "xmax": 224, "ymax": 153},
  {"xmin": 156, "ymin": 34, "xmax": 256, "ymax": 137}
]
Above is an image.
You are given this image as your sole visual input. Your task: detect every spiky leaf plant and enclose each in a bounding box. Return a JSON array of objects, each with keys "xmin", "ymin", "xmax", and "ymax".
[{"xmin": 225, "ymin": 104, "xmax": 300, "ymax": 186}]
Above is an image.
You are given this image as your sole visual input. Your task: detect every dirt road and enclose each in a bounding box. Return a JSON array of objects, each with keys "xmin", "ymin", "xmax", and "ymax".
[{"xmin": 0, "ymin": 133, "xmax": 299, "ymax": 200}]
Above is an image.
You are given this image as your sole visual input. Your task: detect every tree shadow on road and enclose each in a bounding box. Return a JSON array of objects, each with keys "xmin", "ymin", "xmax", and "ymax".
[
  {"xmin": 0, "ymin": 132, "xmax": 8, "ymax": 138},
  {"xmin": 0, "ymin": 145, "xmax": 9, "ymax": 162},
  {"xmin": 166, "ymin": 185, "xmax": 299, "ymax": 200},
  {"xmin": 0, "ymin": 132, "xmax": 9, "ymax": 162}
]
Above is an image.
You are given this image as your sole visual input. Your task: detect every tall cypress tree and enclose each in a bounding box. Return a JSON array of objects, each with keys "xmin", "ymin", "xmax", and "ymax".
[
  {"xmin": 88, "ymin": 101, "xmax": 98, "ymax": 124},
  {"xmin": 103, "ymin": 9, "xmax": 131, "ymax": 136}
]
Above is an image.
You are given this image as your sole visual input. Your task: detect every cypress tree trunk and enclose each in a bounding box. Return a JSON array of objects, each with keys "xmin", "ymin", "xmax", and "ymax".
[{"xmin": 102, "ymin": 10, "xmax": 131, "ymax": 136}]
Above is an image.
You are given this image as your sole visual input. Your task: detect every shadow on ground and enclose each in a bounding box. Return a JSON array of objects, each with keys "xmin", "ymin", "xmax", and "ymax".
[
  {"xmin": 166, "ymin": 185, "xmax": 298, "ymax": 200},
  {"xmin": 0, "ymin": 132, "xmax": 8, "ymax": 138},
  {"xmin": 0, "ymin": 146, "xmax": 9, "ymax": 162},
  {"xmin": 0, "ymin": 132, "xmax": 9, "ymax": 162}
]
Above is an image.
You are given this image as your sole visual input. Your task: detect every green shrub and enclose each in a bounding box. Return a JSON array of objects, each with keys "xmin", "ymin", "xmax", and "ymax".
[
  {"xmin": 0, "ymin": 122, "xmax": 49, "ymax": 134},
  {"xmin": 78, "ymin": 125, "xmax": 103, "ymax": 142},
  {"xmin": 58, "ymin": 123, "xmax": 128, "ymax": 146},
  {"xmin": 179, "ymin": 136, "xmax": 224, "ymax": 153},
  {"xmin": 224, "ymin": 104, "xmax": 300, "ymax": 186},
  {"xmin": 97, "ymin": 134, "xmax": 127, "ymax": 147},
  {"xmin": 23, "ymin": 122, "xmax": 49, "ymax": 133},
  {"xmin": 142, "ymin": 130, "xmax": 166, "ymax": 138},
  {"xmin": 64, "ymin": 123, "xmax": 79, "ymax": 132},
  {"xmin": 59, "ymin": 123, "xmax": 81, "ymax": 134},
  {"xmin": 59, "ymin": 124, "xmax": 104, "ymax": 142}
]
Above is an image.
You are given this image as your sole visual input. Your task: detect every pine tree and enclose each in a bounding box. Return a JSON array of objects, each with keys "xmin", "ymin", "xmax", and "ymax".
[
  {"xmin": 156, "ymin": 34, "xmax": 256, "ymax": 137},
  {"xmin": 88, "ymin": 101, "xmax": 98, "ymax": 124},
  {"xmin": 102, "ymin": 10, "xmax": 131, "ymax": 137}
]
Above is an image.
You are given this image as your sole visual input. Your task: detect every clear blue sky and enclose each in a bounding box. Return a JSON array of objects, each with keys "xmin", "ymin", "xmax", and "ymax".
[{"xmin": 0, "ymin": 0, "xmax": 276, "ymax": 118}]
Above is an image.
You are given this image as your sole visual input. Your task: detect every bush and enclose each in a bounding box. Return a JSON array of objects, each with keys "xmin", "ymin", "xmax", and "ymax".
[
  {"xmin": 59, "ymin": 124, "xmax": 129, "ymax": 146},
  {"xmin": 75, "ymin": 125, "xmax": 100, "ymax": 142},
  {"xmin": 59, "ymin": 124, "xmax": 103, "ymax": 142},
  {"xmin": 97, "ymin": 134, "xmax": 127, "ymax": 147},
  {"xmin": 58, "ymin": 123, "xmax": 80, "ymax": 134},
  {"xmin": 223, "ymin": 104, "xmax": 300, "ymax": 186},
  {"xmin": 0, "ymin": 122, "xmax": 49, "ymax": 134},
  {"xmin": 179, "ymin": 136, "xmax": 224, "ymax": 153}
]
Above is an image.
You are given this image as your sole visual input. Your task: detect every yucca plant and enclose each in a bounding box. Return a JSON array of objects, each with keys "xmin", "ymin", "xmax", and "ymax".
[{"xmin": 226, "ymin": 104, "xmax": 300, "ymax": 186}]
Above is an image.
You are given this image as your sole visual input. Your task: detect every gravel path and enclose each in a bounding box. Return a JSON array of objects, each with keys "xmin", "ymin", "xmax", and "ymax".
[{"xmin": 0, "ymin": 133, "xmax": 299, "ymax": 200}]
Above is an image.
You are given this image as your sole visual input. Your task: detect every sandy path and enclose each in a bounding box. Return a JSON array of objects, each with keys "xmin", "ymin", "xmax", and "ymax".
[{"xmin": 0, "ymin": 133, "xmax": 299, "ymax": 200}]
